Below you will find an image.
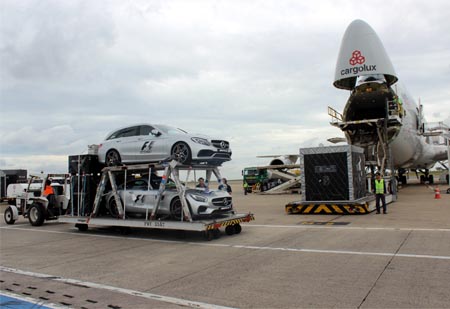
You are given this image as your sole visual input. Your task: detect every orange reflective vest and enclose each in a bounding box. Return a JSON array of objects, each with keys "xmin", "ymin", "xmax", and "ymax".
[{"xmin": 43, "ymin": 185, "xmax": 55, "ymax": 197}]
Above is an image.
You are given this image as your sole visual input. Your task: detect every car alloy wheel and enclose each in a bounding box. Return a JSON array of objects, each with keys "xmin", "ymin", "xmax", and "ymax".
[
  {"xmin": 171, "ymin": 142, "xmax": 191, "ymax": 165},
  {"xmin": 106, "ymin": 150, "xmax": 121, "ymax": 167},
  {"xmin": 170, "ymin": 198, "xmax": 182, "ymax": 220}
]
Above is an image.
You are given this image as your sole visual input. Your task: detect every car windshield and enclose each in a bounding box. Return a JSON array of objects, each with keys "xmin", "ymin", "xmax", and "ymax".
[{"xmin": 155, "ymin": 125, "xmax": 187, "ymax": 135}]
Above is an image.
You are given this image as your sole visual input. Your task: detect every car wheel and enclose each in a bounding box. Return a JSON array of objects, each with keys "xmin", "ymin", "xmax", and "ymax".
[
  {"xmin": 170, "ymin": 197, "xmax": 183, "ymax": 221},
  {"xmin": 106, "ymin": 150, "xmax": 121, "ymax": 167},
  {"xmin": 4, "ymin": 206, "xmax": 16, "ymax": 225},
  {"xmin": 28, "ymin": 203, "xmax": 45, "ymax": 226},
  {"xmin": 171, "ymin": 142, "xmax": 191, "ymax": 165},
  {"xmin": 108, "ymin": 198, "xmax": 121, "ymax": 218}
]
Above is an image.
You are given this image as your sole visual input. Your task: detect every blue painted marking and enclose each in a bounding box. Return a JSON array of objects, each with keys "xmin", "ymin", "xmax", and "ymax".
[{"xmin": 0, "ymin": 293, "xmax": 53, "ymax": 309}]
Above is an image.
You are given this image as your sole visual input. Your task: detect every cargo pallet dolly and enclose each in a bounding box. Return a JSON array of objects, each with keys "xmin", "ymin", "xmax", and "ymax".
[{"xmin": 58, "ymin": 160, "xmax": 254, "ymax": 240}]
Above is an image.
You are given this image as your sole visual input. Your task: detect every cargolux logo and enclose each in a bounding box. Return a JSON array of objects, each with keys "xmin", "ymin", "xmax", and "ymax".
[
  {"xmin": 340, "ymin": 50, "xmax": 376, "ymax": 77},
  {"xmin": 349, "ymin": 50, "xmax": 365, "ymax": 65}
]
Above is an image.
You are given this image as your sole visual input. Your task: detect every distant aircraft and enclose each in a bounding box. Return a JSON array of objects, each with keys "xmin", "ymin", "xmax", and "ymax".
[
  {"xmin": 330, "ymin": 19, "xmax": 449, "ymax": 184},
  {"xmin": 256, "ymin": 155, "xmax": 299, "ymax": 166}
]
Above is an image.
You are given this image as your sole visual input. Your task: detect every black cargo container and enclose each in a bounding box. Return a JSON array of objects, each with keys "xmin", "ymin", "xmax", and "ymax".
[
  {"xmin": 0, "ymin": 169, "xmax": 27, "ymax": 198},
  {"xmin": 68, "ymin": 155, "xmax": 102, "ymax": 215},
  {"xmin": 68, "ymin": 154, "xmax": 101, "ymax": 175},
  {"xmin": 300, "ymin": 145, "xmax": 366, "ymax": 201}
]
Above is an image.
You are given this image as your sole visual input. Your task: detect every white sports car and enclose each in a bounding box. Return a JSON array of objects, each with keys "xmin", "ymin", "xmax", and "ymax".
[
  {"xmin": 104, "ymin": 175, "xmax": 234, "ymax": 220},
  {"xmin": 97, "ymin": 124, "xmax": 232, "ymax": 166}
]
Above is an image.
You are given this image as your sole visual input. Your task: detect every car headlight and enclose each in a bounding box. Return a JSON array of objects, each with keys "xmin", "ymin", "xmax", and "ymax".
[
  {"xmin": 190, "ymin": 193, "xmax": 207, "ymax": 202},
  {"xmin": 191, "ymin": 137, "xmax": 211, "ymax": 146}
]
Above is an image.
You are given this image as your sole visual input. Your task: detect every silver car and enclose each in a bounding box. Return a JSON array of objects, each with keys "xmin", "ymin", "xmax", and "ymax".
[
  {"xmin": 105, "ymin": 175, "xmax": 233, "ymax": 220},
  {"xmin": 97, "ymin": 124, "xmax": 232, "ymax": 166}
]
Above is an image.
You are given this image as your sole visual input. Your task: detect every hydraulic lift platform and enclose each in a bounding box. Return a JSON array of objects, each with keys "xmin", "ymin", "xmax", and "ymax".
[
  {"xmin": 58, "ymin": 160, "xmax": 254, "ymax": 240},
  {"xmin": 285, "ymin": 194, "xmax": 394, "ymax": 215}
]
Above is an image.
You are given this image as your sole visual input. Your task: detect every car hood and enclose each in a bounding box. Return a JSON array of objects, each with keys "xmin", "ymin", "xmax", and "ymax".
[{"xmin": 187, "ymin": 188, "xmax": 230, "ymax": 197}]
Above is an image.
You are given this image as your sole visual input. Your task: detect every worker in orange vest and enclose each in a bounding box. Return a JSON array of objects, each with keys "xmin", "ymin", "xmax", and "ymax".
[{"xmin": 43, "ymin": 179, "xmax": 55, "ymax": 197}]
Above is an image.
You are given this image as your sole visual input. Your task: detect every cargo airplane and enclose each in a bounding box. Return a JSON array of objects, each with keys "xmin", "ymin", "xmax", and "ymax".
[{"xmin": 330, "ymin": 19, "xmax": 449, "ymax": 184}]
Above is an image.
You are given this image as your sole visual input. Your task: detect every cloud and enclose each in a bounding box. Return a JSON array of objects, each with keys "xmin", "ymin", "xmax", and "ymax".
[{"xmin": 0, "ymin": 0, "xmax": 449, "ymax": 179}]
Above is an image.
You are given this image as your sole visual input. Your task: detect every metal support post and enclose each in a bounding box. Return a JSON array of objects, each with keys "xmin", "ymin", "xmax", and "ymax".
[
  {"xmin": 150, "ymin": 164, "xmax": 170, "ymax": 220},
  {"xmin": 211, "ymin": 167, "xmax": 223, "ymax": 190},
  {"xmin": 108, "ymin": 170, "xmax": 124, "ymax": 218},
  {"xmin": 91, "ymin": 172, "xmax": 108, "ymax": 217},
  {"xmin": 169, "ymin": 161, "xmax": 192, "ymax": 222}
]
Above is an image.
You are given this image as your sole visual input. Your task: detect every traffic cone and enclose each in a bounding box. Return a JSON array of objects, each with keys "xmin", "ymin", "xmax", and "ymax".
[{"xmin": 434, "ymin": 187, "xmax": 441, "ymax": 199}]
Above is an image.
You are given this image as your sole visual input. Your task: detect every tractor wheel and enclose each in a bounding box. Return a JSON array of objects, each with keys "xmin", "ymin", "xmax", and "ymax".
[{"xmin": 28, "ymin": 203, "xmax": 45, "ymax": 226}]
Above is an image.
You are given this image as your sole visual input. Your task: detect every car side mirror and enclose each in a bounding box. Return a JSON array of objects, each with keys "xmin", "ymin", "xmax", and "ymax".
[{"xmin": 151, "ymin": 129, "xmax": 161, "ymax": 137}]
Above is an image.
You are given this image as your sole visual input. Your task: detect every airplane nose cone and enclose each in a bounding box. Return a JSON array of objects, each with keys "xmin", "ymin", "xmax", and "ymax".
[{"xmin": 333, "ymin": 19, "xmax": 398, "ymax": 90}]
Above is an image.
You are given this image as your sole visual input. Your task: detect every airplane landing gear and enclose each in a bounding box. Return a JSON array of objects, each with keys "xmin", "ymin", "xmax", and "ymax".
[
  {"xmin": 418, "ymin": 169, "xmax": 434, "ymax": 184},
  {"xmin": 398, "ymin": 168, "xmax": 407, "ymax": 185}
]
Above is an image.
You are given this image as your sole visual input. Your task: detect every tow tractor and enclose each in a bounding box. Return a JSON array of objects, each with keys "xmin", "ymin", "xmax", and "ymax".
[
  {"xmin": 4, "ymin": 174, "xmax": 70, "ymax": 226},
  {"xmin": 58, "ymin": 159, "xmax": 254, "ymax": 240}
]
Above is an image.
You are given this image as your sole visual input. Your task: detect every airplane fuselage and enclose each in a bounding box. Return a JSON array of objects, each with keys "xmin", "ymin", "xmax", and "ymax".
[
  {"xmin": 342, "ymin": 82, "xmax": 446, "ymax": 169},
  {"xmin": 333, "ymin": 20, "xmax": 447, "ymax": 172}
]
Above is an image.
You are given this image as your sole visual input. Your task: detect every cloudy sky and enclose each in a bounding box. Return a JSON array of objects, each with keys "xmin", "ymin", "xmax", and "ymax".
[{"xmin": 1, "ymin": 0, "xmax": 449, "ymax": 179}]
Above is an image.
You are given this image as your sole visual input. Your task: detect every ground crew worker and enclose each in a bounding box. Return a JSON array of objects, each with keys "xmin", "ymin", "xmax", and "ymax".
[
  {"xmin": 374, "ymin": 172, "xmax": 387, "ymax": 214},
  {"xmin": 196, "ymin": 177, "xmax": 206, "ymax": 188},
  {"xmin": 219, "ymin": 178, "xmax": 232, "ymax": 195},
  {"xmin": 43, "ymin": 179, "xmax": 55, "ymax": 197},
  {"xmin": 243, "ymin": 181, "xmax": 249, "ymax": 195},
  {"xmin": 43, "ymin": 179, "xmax": 56, "ymax": 208}
]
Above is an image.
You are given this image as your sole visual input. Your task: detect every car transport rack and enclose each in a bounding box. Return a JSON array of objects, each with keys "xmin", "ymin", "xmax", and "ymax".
[{"xmin": 58, "ymin": 160, "xmax": 254, "ymax": 240}]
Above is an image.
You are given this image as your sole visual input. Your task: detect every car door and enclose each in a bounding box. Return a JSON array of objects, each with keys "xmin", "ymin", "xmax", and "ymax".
[
  {"xmin": 112, "ymin": 126, "xmax": 140, "ymax": 162},
  {"xmin": 136, "ymin": 125, "xmax": 169, "ymax": 162},
  {"xmin": 122, "ymin": 179, "xmax": 158, "ymax": 213}
]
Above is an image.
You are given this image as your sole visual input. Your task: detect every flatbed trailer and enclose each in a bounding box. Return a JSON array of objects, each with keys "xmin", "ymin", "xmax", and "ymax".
[
  {"xmin": 59, "ymin": 160, "xmax": 254, "ymax": 240},
  {"xmin": 58, "ymin": 212, "xmax": 254, "ymax": 240}
]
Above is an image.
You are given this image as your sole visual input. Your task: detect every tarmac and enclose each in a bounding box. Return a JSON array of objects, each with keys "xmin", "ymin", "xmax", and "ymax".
[{"xmin": 1, "ymin": 179, "xmax": 449, "ymax": 308}]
